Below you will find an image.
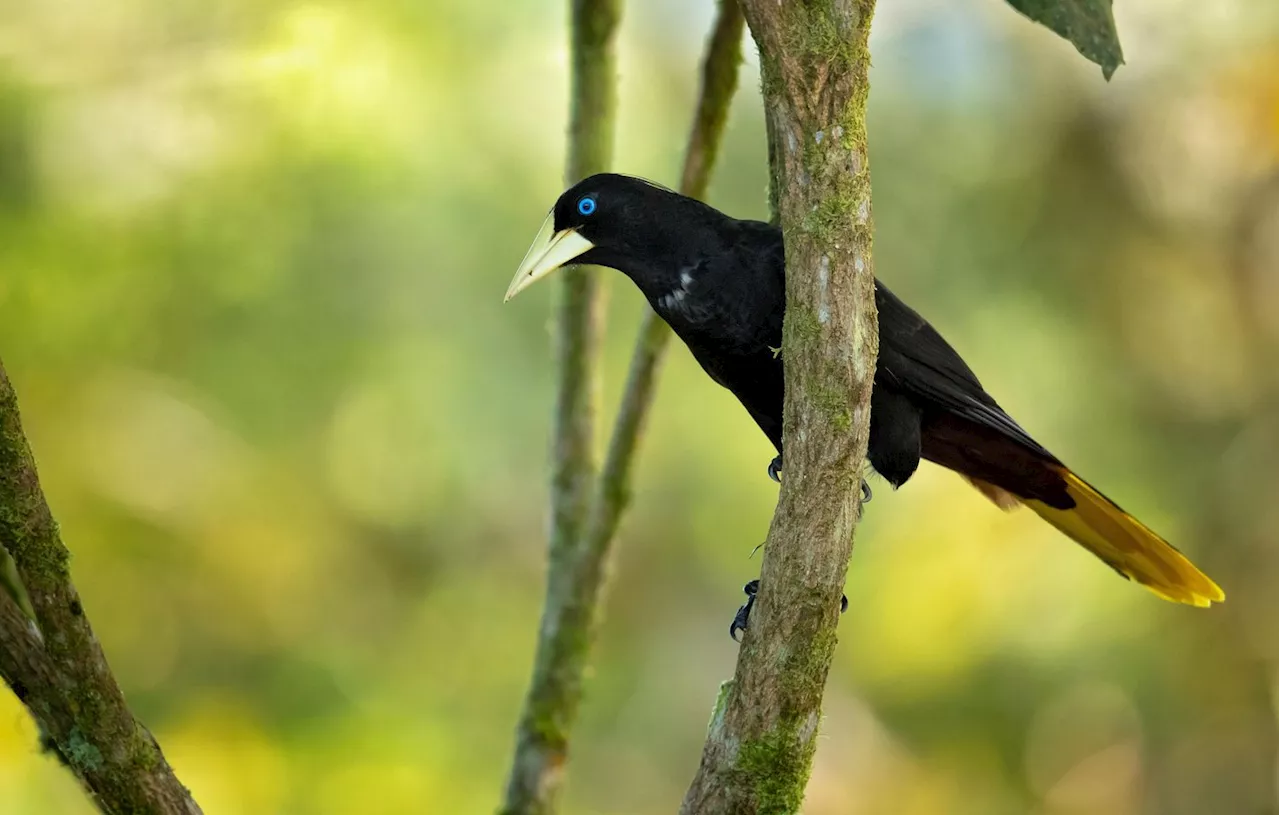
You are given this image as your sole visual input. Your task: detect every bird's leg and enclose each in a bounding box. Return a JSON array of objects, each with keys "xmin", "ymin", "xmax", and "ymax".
[
  {"xmin": 767, "ymin": 455, "xmax": 872, "ymax": 505},
  {"xmin": 729, "ymin": 579, "xmax": 848, "ymax": 641}
]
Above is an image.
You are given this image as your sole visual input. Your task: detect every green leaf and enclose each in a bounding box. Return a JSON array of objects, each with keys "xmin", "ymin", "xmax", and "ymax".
[{"xmin": 1005, "ymin": 0, "xmax": 1125, "ymax": 80}]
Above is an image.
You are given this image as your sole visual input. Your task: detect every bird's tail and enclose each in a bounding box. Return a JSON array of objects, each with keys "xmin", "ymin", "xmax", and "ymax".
[{"xmin": 1020, "ymin": 469, "xmax": 1224, "ymax": 607}]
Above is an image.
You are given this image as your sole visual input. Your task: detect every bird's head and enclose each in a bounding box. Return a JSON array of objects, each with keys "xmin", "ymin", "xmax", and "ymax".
[{"xmin": 503, "ymin": 173, "xmax": 724, "ymax": 302}]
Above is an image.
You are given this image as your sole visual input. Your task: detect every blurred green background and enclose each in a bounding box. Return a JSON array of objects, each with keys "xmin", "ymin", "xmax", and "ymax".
[{"xmin": 0, "ymin": 1, "xmax": 1275, "ymax": 813}]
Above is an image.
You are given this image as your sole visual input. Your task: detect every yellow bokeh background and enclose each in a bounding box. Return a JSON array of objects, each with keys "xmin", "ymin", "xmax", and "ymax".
[{"xmin": 0, "ymin": 0, "xmax": 1275, "ymax": 812}]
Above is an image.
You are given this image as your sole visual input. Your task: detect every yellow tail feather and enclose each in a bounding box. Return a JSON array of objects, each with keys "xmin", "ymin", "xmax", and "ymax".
[{"xmin": 1023, "ymin": 471, "xmax": 1224, "ymax": 607}]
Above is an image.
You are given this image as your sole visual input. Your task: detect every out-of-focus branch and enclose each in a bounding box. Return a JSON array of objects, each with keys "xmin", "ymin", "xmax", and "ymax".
[
  {"xmin": 499, "ymin": 3, "xmax": 743, "ymax": 813},
  {"xmin": 681, "ymin": 1, "xmax": 879, "ymax": 813},
  {"xmin": 498, "ymin": 0, "xmax": 619, "ymax": 811},
  {"xmin": 0, "ymin": 359, "xmax": 202, "ymax": 815},
  {"xmin": 588, "ymin": 0, "xmax": 743, "ymax": 565}
]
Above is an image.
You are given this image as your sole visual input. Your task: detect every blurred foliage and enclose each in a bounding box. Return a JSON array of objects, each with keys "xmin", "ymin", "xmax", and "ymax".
[{"xmin": 0, "ymin": 1, "xmax": 1275, "ymax": 813}]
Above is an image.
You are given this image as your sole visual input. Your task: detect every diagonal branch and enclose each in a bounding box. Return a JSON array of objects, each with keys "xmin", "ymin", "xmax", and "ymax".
[
  {"xmin": 500, "ymin": 2, "xmax": 743, "ymax": 812},
  {"xmin": 681, "ymin": 1, "xmax": 880, "ymax": 812},
  {"xmin": 0, "ymin": 358, "xmax": 202, "ymax": 815},
  {"xmin": 499, "ymin": 0, "xmax": 621, "ymax": 811},
  {"xmin": 587, "ymin": 0, "xmax": 744, "ymax": 565}
]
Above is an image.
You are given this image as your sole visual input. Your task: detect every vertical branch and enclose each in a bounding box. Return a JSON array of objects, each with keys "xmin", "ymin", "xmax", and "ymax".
[
  {"xmin": 500, "ymin": 3, "xmax": 744, "ymax": 813},
  {"xmin": 588, "ymin": 0, "xmax": 743, "ymax": 555},
  {"xmin": 554, "ymin": 0, "xmax": 621, "ymax": 563},
  {"xmin": 678, "ymin": 0, "xmax": 746, "ymax": 202},
  {"xmin": 681, "ymin": 1, "xmax": 879, "ymax": 813},
  {"xmin": 0, "ymin": 359, "xmax": 202, "ymax": 815},
  {"xmin": 500, "ymin": 1, "xmax": 620, "ymax": 812}
]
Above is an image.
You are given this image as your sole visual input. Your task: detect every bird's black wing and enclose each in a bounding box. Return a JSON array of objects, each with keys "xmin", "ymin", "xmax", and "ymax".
[
  {"xmin": 660, "ymin": 222, "xmax": 788, "ymax": 451},
  {"xmin": 874, "ymin": 282, "xmax": 1057, "ymax": 462}
]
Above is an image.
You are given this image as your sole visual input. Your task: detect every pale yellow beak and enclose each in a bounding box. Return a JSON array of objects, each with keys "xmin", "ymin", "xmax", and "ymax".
[{"xmin": 504, "ymin": 212, "xmax": 596, "ymax": 302}]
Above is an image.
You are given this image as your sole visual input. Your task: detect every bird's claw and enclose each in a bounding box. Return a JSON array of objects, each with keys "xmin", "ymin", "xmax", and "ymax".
[
  {"xmin": 861, "ymin": 480, "xmax": 872, "ymax": 504},
  {"xmin": 730, "ymin": 580, "xmax": 759, "ymax": 642},
  {"xmin": 729, "ymin": 579, "xmax": 848, "ymax": 642}
]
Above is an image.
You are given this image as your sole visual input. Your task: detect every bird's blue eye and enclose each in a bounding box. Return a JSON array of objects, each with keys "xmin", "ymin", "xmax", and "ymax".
[{"xmin": 577, "ymin": 196, "xmax": 597, "ymax": 216}]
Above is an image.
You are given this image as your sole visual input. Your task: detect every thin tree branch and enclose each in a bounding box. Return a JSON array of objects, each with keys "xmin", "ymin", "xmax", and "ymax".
[
  {"xmin": 0, "ymin": 359, "xmax": 202, "ymax": 815},
  {"xmin": 500, "ymin": 3, "xmax": 743, "ymax": 812},
  {"xmin": 681, "ymin": 1, "xmax": 879, "ymax": 812},
  {"xmin": 499, "ymin": 0, "xmax": 619, "ymax": 811},
  {"xmin": 588, "ymin": 0, "xmax": 743, "ymax": 561}
]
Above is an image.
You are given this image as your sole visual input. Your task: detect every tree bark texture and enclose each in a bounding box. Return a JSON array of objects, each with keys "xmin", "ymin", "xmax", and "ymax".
[
  {"xmin": 681, "ymin": 1, "xmax": 879, "ymax": 813},
  {"xmin": 0, "ymin": 359, "xmax": 203, "ymax": 815}
]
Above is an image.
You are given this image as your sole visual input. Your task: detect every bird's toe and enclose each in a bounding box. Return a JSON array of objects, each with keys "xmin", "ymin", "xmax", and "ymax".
[{"xmin": 729, "ymin": 580, "xmax": 760, "ymax": 641}]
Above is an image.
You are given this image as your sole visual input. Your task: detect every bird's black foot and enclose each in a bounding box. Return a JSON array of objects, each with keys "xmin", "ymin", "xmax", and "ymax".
[
  {"xmin": 861, "ymin": 480, "xmax": 872, "ymax": 504},
  {"xmin": 729, "ymin": 580, "xmax": 759, "ymax": 642},
  {"xmin": 729, "ymin": 579, "xmax": 849, "ymax": 642}
]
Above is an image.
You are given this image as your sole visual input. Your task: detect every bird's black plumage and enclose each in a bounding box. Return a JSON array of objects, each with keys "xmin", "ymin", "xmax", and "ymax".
[
  {"xmin": 506, "ymin": 173, "xmax": 1223, "ymax": 607},
  {"xmin": 541, "ymin": 174, "xmax": 1058, "ymax": 502}
]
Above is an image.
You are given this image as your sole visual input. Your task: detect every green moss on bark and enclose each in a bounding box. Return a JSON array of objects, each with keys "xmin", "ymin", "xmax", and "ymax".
[
  {"xmin": 0, "ymin": 360, "xmax": 202, "ymax": 813},
  {"xmin": 782, "ymin": 306, "xmax": 854, "ymax": 433},
  {"xmin": 731, "ymin": 622, "xmax": 841, "ymax": 813},
  {"xmin": 735, "ymin": 725, "xmax": 815, "ymax": 815},
  {"xmin": 0, "ymin": 381, "xmax": 70, "ymax": 588}
]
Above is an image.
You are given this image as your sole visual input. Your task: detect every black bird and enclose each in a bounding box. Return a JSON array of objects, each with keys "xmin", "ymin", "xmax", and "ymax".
[{"xmin": 505, "ymin": 173, "xmax": 1223, "ymax": 609}]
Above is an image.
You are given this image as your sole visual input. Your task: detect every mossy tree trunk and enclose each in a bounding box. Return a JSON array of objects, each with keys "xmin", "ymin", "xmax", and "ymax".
[
  {"xmin": 0, "ymin": 360, "xmax": 202, "ymax": 815},
  {"xmin": 680, "ymin": 1, "xmax": 879, "ymax": 812}
]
